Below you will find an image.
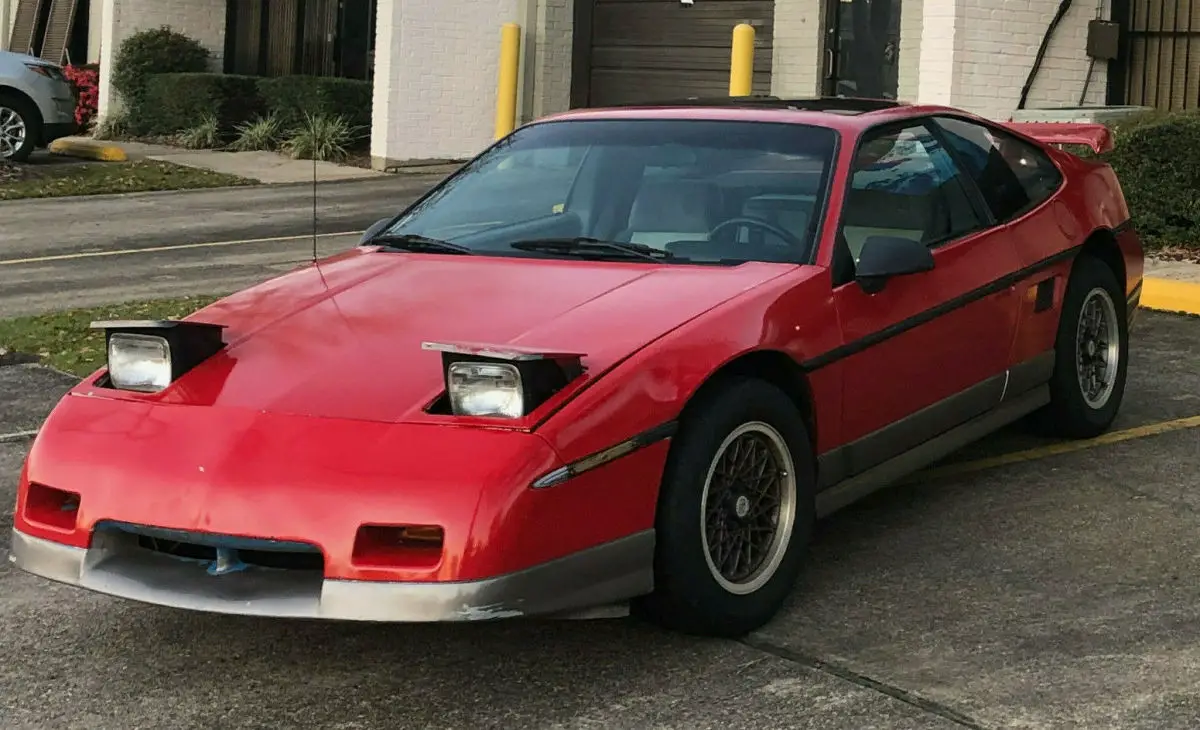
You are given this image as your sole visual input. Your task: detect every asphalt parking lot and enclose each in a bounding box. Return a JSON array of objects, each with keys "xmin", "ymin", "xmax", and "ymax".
[{"xmin": 1, "ymin": 309, "xmax": 1198, "ymax": 730}]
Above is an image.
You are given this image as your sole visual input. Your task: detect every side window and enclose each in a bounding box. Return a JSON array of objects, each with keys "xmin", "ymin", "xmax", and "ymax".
[
  {"xmin": 934, "ymin": 116, "xmax": 1063, "ymax": 223},
  {"xmin": 838, "ymin": 123, "xmax": 984, "ymax": 269}
]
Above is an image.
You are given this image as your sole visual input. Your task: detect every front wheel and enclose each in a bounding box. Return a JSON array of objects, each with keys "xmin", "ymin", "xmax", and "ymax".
[
  {"xmin": 0, "ymin": 94, "xmax": 37, "ymax": 162},
  {"xmin": 635, "ymin": 377, "xmax": 815, "ymax": 638},
  {"xmin": 1038, "ymin": 254, "xmax": 1129, "ymax": 439}
]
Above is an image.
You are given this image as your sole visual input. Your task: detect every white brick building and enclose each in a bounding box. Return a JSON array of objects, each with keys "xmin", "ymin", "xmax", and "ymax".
[
  {"xmin": 379, "ymin": 0, "xmax": 1124, "ymax": 166},
  {"xmin": 4, "ymin": 0, "xmax": 1173, "ymax": 168}
]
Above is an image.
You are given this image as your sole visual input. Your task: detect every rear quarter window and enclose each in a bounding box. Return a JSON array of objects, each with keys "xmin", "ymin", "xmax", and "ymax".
[{"xmin": 933, "ymin": 116, "xmax": 1064, "ymax": 223}]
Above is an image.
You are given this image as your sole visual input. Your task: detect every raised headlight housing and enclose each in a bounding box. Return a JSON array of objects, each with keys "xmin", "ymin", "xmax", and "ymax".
[
  {"xmin": 423, "ymin": 341, "xmax": 584, "ymax": 419},
  {"xmin": 91, "ymin": 320, "xmax": 227, "ymax": 393}
]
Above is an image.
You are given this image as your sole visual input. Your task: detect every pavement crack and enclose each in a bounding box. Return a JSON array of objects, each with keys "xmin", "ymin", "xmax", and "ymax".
[{"xmin": 741, "ymin": 637, "xmax": 990, "ymax": 730}]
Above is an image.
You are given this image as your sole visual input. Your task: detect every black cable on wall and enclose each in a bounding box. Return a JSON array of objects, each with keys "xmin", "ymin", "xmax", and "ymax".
[{"xmin": 1017, "ymin": 0, "xmax": 1075, "ymax": 109}]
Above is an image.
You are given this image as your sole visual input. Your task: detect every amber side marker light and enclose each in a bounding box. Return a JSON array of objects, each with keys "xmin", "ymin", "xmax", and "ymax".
[
  {"xmin": 352, "ymin": 524, "xmax": 445, "ymax": 570},
  {"xmin": 23, "ymin": 483, "xmax": 81, "ymax": 532}
]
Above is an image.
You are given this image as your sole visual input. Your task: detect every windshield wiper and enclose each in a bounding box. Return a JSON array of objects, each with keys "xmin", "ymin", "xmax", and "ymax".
[
  {"xmin": 369, "ymin": 233, "xmax": 476, "ymax": 255},
  {"xmin": 509, "ymin": 237, "xmax": 677, "ymax": 262}
]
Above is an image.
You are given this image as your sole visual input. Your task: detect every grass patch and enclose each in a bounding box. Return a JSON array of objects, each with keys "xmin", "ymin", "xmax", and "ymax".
[
  {"xmin": 0, "ymin": 296, "xmax": 221, "ymax": 376},
  {"xmin": 0, "ymin": 160, "xmax": 254, "ymax": 201}
]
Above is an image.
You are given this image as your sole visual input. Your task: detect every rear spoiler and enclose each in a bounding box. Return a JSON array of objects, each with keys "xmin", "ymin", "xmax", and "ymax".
[{"xmin": 1000, "ymin": 121, "xmax": 1114, "ymax": 154}]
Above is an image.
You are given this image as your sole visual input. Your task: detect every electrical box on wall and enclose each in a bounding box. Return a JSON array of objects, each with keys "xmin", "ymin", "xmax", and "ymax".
[{"xmin": 1087, "ymin": 19, "xmax": 1120, "ymax": 60}]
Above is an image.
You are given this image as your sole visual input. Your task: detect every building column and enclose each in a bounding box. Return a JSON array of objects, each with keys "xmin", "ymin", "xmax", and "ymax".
[
  {"xmin": 770, "ymin": 0, "xmax": 826, "ymax": 97},
  {"xmin": 916, "ymin": 0, "xmax": 958, "ymax": 106},
  {"xmin": 88, "ymin": 0, "xmax": 104, "ymax": 63},
  {"xmin": 372, "ymin": 0, "xmax": 568, "ymax": 168},
  {"xmin": 0, "ymin": 0, "xmax": 13, "ymax": 52},
  {"xmin": 95, "ymin": 0, "xmax": 225, "ymax": 123},
  {"xmin": 519, "ymin": 0, "xmax": 572, "ymax": 123},
  {"xmin": 896, "ymin": 0, "xmax": 923, "ymax": 101}
]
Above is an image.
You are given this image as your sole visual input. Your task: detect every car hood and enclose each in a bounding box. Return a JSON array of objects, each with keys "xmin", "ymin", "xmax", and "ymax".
[{"xmin": 147, "ymin": 249, "xmax": 796, "ymax": 423}]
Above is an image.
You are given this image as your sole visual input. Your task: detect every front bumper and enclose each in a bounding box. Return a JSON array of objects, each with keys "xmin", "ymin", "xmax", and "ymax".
[{"xmin": 10, "ymin": 527, "xmax": 654, "ymax": 621}]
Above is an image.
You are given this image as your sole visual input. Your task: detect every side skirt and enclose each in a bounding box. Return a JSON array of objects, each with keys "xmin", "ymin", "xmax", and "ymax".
[{"xmin": 813, "ymin": 352, "xmax": 1055, "ymax": 518}]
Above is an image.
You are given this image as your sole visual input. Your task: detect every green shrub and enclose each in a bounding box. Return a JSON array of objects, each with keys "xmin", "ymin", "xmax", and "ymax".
[
  {"xmin": 112, "ymin": 27, "xmax": 209, "ymax": 114},
  {"xmin": 257, "ymin": 76, "xmax": 372, "ymax": 140},
  {"xmin": 1102, "ymin": 110, "xmax": 1200, "ymax": 250},
  {"xmin": 92, "ymin": 113, "xmax": 131, "ymax": 140},
  {"xmin": 139, "ymin": 73, "xmax": 264, "ymax": 136},
  {"xmin": 230, "ymin": 113, "xmax": 286, "ymax": 151},
  {"xmin": 177, "ymin": 114, "xmax": 221, "ymax": 149},
  {"xmin": 281, "ymin": 113, "xmax": 356, "ymax": 161}
]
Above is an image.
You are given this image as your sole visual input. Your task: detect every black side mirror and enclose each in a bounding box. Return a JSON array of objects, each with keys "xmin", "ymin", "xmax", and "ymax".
[
  {"xmin": 359, "ymin": 218, "xmax": 392, "ymax": 245},
  {"xmin": 855, "ymin": 235, "xmax": 935, "ymax": 294}
]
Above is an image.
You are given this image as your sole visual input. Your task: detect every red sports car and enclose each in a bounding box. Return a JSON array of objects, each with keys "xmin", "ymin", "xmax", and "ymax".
[{"xmin": 10, "ymin": 98, "xmax": 1142, "ymax": 637}]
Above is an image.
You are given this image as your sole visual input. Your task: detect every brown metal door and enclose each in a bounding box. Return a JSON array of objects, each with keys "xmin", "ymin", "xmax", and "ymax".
[
  {"xmin": 38, "ymin": 0, "xmax": 78, "ymax": 65},
  {"xmin": 227, "ymin": 0, "xmax": 265, "ymax": 75},
  {"xmin": 8, "ymin": 0, "xmax": 46, "ymax": 56},
  {"xmin": 579, "ymin": 0, "xmax": 775, "ymax": 107},
  {"xmin": 823, "ymin": 0, "xmax": 902, "ymax": 99},
  {"xmin": 1123, "ymin": 0, "xmax": 1200, "ymax": 109},
  {"xmin": 300, "ymin": 0, "xmax": 338, "ymax": 76},
  {"xmin": 265, "ymin": 0, "xmax": 301, "ymax": 76}
]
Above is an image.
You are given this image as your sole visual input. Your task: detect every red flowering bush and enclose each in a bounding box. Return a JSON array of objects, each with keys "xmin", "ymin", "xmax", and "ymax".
[{"xmin": 64, "ymin": 64, "xmax": 100, "ymax": 129}]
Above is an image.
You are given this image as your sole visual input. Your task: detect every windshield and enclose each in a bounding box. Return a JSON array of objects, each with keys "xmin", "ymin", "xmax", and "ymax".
[{"xmin": 378, "ymin": 118, "xmax": 839, "ymax": 265}]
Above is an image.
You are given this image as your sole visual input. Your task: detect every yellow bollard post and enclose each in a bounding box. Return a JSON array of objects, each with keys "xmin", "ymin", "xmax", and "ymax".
[
  {"xmin": 495, "ymin": 23, "xmax": 522, "ymax": 139},
  {"xmin": 729, "ymin": 23, "xmax": 755, "ymax": 97}
]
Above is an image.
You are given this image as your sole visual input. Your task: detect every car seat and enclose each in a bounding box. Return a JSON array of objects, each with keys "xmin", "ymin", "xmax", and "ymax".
[{"xmin": 619, "ymin": 179, "xmax": 721, "ymax": 249}]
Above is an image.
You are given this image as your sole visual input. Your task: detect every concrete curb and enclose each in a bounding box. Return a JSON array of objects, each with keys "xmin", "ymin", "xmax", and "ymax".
[
  {"xmin": 1141, "ymin": 277, "xmax": 1200, "ymax": 316},
  {"xmin": 47, "ymin": 139, "xmax": 128, "ymax": 162}
]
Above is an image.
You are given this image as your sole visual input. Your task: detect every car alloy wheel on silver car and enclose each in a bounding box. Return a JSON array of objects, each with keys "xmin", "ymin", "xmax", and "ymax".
[
  {"xmin": 0, "ymin": 105, "xmax": 27, "ymax": 160},
  {"xmin": 1075, "ymin": 286, "xmax": 1121, "ymax": 410},
  {"xmin": 699, "ymin": 421, "xmax": 798, "ymax": 596}
]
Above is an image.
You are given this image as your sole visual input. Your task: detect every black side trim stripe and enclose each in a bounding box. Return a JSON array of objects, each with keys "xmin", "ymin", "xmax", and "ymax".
[
  {"xmin": 531, "ymin": 420, "xmax": 679, "ymax": 489},
  {"xmin": 802, "ymin": 244, "xmax": 1084, "ymax": 372},
  {"xmin": 528, "ymin": 221, "xmax": 1135, "ymax": 487}
]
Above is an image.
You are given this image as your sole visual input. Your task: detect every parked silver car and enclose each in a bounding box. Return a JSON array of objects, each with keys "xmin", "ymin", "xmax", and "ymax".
[{"xmin": 0, "ymin": 49, "xmax": 77, "ymax": 162}]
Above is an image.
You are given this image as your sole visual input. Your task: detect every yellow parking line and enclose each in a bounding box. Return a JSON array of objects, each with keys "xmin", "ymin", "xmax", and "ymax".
[
  {"xmin": 1142, "ymin": 277, "xmax": 1200, "ymax": 316},
  {"xmin": 0, "ymin": 231, "xmax": 362, "ymax": 267},
  {"xmin": 910, "ymin": 414, "xmax": 1200, "ymax": 483}
]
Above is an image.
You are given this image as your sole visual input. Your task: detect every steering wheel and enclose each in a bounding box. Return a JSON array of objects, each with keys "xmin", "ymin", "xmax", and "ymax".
[{"xmin": 708, "ymin": 216, "xmax": 804, "ymax": 249}]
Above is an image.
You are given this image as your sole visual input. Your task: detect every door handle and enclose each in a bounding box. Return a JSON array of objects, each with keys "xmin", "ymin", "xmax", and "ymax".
[{"xmin": 824, "ymin": 48, "xmax": 835, "ymax": 79}]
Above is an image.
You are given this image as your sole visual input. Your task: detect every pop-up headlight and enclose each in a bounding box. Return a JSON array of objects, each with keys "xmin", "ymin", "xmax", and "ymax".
[
  {"xmin": 91, "ymin": 319, "xmax": 226, "ymax": 393},
  {"xmin": 422, "ymin": 341, "xmax": 585, "ymax": 419},
  {"xmin": 447, "ymin": 361, "xmax": 524, "ymax": 418}
]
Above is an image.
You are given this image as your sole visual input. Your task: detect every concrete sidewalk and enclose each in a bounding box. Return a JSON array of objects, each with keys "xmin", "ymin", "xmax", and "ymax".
[
  {"xmin": 1144, "ymin": 256, "xmax": 1200, "ymax": 316},
  {"xmin": 1146, "ymin": 256, "xmax": 1200, "ymax": 284},
  {"xmin": 52, "ymin": 136, "xmax": 385, "ymax": 184},
  {"xmin": 48, "ymin": 136, "xmax": 463, "ymax": 185}
]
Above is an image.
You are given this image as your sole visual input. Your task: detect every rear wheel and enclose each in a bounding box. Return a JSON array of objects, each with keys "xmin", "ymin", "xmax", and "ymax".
[
  {"xmin": 1037, "ymin": 254, "xmax": 1129, "ymax": 438},
  {"xmin": 636, "ymin": 377, "xmax": 815, "ymax": 638},
  {"xmin": 0, "ymin": 93, "xmax": 37, "ymax": 162}
]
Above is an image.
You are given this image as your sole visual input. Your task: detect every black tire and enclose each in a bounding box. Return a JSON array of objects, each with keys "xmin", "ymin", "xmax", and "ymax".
[
  {"xmin": 1037, "ymin": 254, "xmax": 1129, "ymax": 439},
  {"xmin": 0, "ymin": 93, "xmax": 39, "ymax": 163},
  {"xmin": 635, "ymin": 376, "xmax": 816, "ymax": 638}
]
